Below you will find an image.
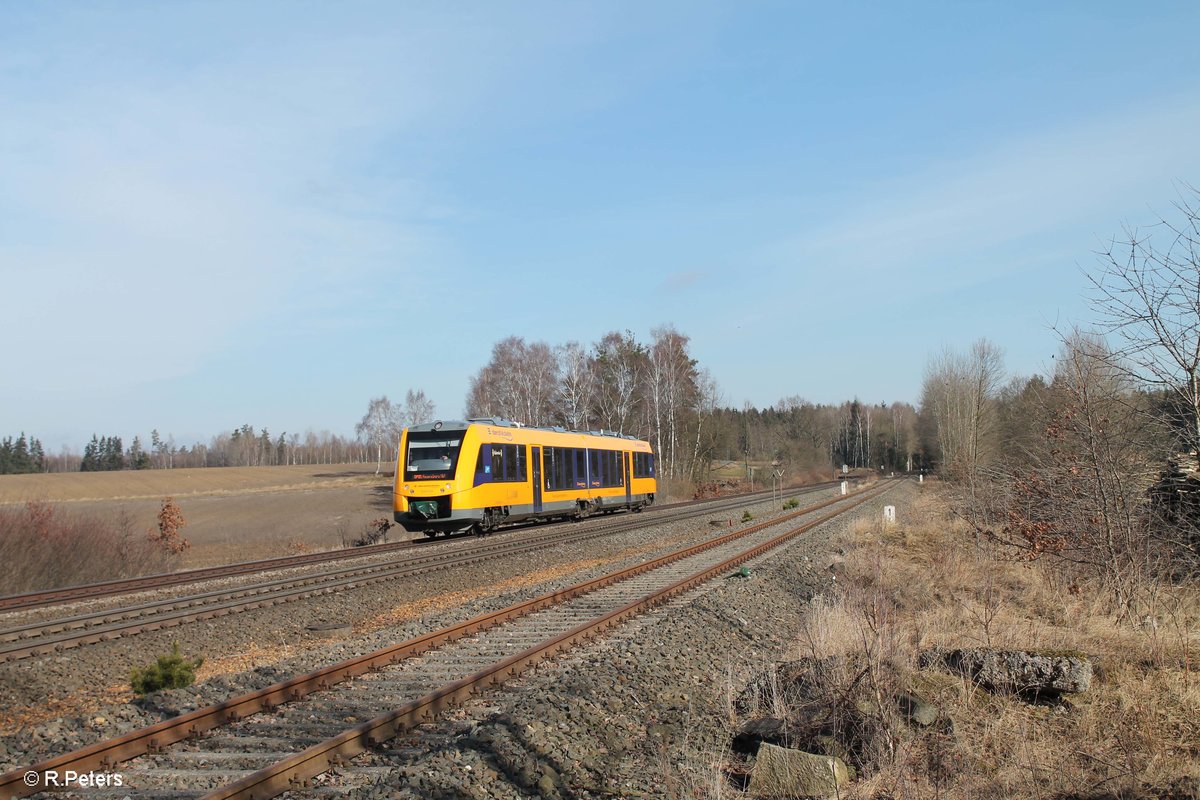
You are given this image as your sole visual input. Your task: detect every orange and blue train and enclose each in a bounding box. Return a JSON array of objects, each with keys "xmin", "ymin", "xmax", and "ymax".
[{"xmin": 393, "ymin": 419, "xmax": 656, "ymax": 536}]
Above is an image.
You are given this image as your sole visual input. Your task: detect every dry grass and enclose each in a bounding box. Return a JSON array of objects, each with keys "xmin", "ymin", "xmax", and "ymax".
[
  {"xmin": 0, "ymin": 502, "xmax": 179, "ymax": 594},
  {"xmin": 0, "ymin": 464, "xmax": 395, "ymax": 572},
  {"xmin": 799, "ymin": 487, "xmax": 1200, "ymax": 799}
]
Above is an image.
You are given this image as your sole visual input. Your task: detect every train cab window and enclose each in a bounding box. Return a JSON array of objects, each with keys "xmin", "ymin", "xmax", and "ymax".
[{"xmin": 405, "ymin": 435, "xmax": 462, "ymax": 480}]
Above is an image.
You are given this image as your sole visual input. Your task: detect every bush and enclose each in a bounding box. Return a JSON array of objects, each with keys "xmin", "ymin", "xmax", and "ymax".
[
  {"xmin": 352, "ymin": 517, "xmax": 392, "ymax": 547},
  {"xmin": 130, "ymin": 642, "xmax": 204, "ymax": 695},
  {"xmin": 784, "ymin": 497, "xmax": 800, "ymax": 510},
  {"xmin": 0, "ymin": 501, "xmax": 179, "ymax": 594},
  {"xmin": 741, "ymin": 510, "xmax": 754, "ymax": 522},
  {"xmin": 147, "ymin": 497, "xmax": 189, "ymax": 554}
]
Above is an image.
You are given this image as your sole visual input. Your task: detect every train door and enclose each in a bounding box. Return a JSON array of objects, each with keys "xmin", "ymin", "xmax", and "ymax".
[
  {"xmin": 624, "ymin": 451, "xmax": 632, "ymax": 506},
  {"xmin": 532, "ymin": 446, "xmax": 543, "ymax": 513}
]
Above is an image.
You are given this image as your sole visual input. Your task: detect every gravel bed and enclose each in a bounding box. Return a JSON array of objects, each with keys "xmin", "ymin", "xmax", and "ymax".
[
  {"xmin": 0, "ymin": 545, "xmax": 423, "ymax": 628},
  {"xmin": 305, "ymin": 482, "xmax": 909, "ymax": 799},
  {"xmin": 0, "ymin": 489, "xmax": 845, "ymax": 773}
]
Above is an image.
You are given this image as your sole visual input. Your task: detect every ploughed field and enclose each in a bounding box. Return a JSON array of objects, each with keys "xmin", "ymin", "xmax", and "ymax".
[{"xmin": 0, "ymin": 464, "xmax": 394, "ymax": 567}]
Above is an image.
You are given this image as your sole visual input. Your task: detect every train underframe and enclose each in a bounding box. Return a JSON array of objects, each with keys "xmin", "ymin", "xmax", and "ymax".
[{"xmin": 396, "ymin": 493, "xmax": 655, "ymax": 538}]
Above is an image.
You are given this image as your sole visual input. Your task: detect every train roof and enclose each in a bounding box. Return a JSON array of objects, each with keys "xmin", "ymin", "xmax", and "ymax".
[{"xmin": 407, "ymin": 419, "xmax": 645, "ymax": 443}]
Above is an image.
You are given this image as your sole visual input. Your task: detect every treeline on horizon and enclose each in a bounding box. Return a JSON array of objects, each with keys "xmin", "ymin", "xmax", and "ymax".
[
  {"xmin": 3, "ymin": 426, "xmax": 375, "ymax": 475},
  {"xmin": 2, "ymin": 326, "xmax": 929, "ymax": 479}
]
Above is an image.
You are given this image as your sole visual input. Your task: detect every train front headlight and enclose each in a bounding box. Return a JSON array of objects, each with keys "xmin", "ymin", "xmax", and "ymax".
[
  {"xmin": 443, "ymin": 483, "xmax": 451, "ymax": 492},
  {"xmin": 403, "ymin": 484, "xmax": 411, "ymax": 492}
]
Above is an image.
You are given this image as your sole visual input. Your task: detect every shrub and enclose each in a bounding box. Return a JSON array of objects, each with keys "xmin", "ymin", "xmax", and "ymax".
[
  {"xmin": 784, "ymin": 497, "xmax": 800, "ymax": 510},
  {"xmin": 741, "ymin": 510, "xmax": 754, "ymax": 522},
  {"xmin": 352, "ymin": 517, "xmax": 393, "ymax": 547},
  {"xmin": 130, "ymin": 642, "xmax": 204, "ymax": 695},
  {"xmin": 0, "ymin": 501, "xmax": 178, "ymax": 594},
  {"xmin": 147, "ymin": 497, "xmax": 189, "ymax": 554}
]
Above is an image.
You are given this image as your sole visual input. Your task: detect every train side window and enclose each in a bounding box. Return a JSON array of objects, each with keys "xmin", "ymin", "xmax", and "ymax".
[
  {"xmin": 573, "ymin": 449, "xmax": 587, "ymax": 488},
  {"xmin": 546, "ymin": 447, "xmax": 571, "ymax": 491},
  {"xmin": 514, "ymin": 445, "xmax": 527, "ymax": 481},
  {"xmin": 596, "ymin": 450, "xmax": 621, "ymax": 488},
  {"xmin": 476, "ymin": 444, "xmax": 529, "ymax": 483},
  {"xmin": 475, "ymin": 445, "xmax": 493, "ymax": 479},
  {"xmin": 633, "ymin": 452, "xmax": 655, "ymax": 478}
]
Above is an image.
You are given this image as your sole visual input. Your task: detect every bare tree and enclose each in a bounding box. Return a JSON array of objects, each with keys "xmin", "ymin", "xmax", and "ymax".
[
  {"xmin": 466, "ymin": 337, "xmax": 559, "ymax": 426},
  {"xmin": 555, "ymin": 341, "xmax": 594, "ymax": 430},
  {"xmin": 646, "ymin": 325, "xmax": 699, "ymax": 479},
  {"xmin": 686, "ymin": 367, "xmax": 723, "ymax": 480},
  {"xmin": 1087, "ymin": 187, "xmax": 1200, "ymax": 468},
  {"xmin": 971, "ymin": 335, "xmax": 1167, "ymax": 614},
  {"xmin": 356, "ymin": 396, "xmax": 399, "ymax": 475},
  {"xmin": 920, "ymin": 339, "xmax": 1005, "ymax": 483},
  {"xmin": 400, "ymin": 389, "xmax": 436, "ymax": 427},
  {"xmin": 592, "ymin": 331, "xmax": 646, "ymax": 435}
]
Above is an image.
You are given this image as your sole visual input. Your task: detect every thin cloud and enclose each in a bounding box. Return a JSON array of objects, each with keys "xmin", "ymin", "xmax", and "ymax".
[{"xmin": 763, "ymin": 89, "xmax": 1200, "ymax": 286}]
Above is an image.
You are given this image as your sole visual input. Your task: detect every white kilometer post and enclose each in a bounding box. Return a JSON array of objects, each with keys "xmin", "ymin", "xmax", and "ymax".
[
  {"xmin": 840, "ymin": 481, "xmax": 848, "ymax": 495},
  {"xmin": 883, "ymin": 505, "xmax": 896, "ymax": 527}
]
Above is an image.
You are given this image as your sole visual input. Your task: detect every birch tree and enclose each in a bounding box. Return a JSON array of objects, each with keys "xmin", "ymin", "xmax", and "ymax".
[
  {"xmin": 592, "ymin": 331, "xmax": 646, "ymax": 435},
  {"xmin": 646, "ymin": 325, "xmax": 698, "ymax": 479},
  {"xmin": 466, "ymin": 337, "xmax": 559, "ymax": 425},
  {"xmin": 400, "ymin": 389, "xmax": 436, "ymax": 427},
  {"xmin": 920, "ymin": 339, "xmax": 1005, "ymax": 482},
  {"xmin": 356, "ymin": 396, "xmax": 400, "ymax": 475},
  {"xmin": 555, "ymin": 341, "xmax": 594, "ymax": 430}
]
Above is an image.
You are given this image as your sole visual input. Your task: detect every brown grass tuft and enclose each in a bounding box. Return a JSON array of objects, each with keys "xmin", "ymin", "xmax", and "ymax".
[{"xmin": 815, "ymin": 487, "xmax": 1200, "ymax": 799}]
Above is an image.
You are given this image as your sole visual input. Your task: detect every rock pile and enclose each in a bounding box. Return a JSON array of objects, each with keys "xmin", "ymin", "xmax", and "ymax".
[
  {"xmin": 920, "ymin": 648, "xmax": 1093, "ymax": 701},
  {"xmin": 730, "ymin": 655, "xmax": 950, "ymax": 798}
]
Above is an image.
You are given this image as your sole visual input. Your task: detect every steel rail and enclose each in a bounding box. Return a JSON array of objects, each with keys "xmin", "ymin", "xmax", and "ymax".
[
  {"xmin": 0, "ymin": 484, "xmax": 832, "ymax": 663},
  {"xmin": 202, "ymin": 483, "xmax": 893, "ymax": 800},
  {"xmin": 0, "ymin": 481, "xmax": 838, "ymax": 614},
  {"xmin": 0, "ymin": 482, "xmax": 889, "ymax": 799}
]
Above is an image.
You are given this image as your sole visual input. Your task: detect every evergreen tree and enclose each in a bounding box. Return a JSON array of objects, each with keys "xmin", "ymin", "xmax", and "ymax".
[
  {"xmin": 81, "ymin": 435, "xmax": 100, "ymax": 471},
  {"xmin": 29, "ymin": 437, "xmax": 44, "ymax": 472},
  {"xmin": 105, "ymin": 436, "xmax": 125, "ymax": 470},
  {"xmin": 12, "ymin": 434, "xmax": 30, "ymax": 473},
  {"xmin": 128, "ymin": 436, "xmax": 150, "ymax": 470}
]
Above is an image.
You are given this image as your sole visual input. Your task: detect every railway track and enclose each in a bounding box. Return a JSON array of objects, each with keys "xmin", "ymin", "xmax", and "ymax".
[
  {"xmin": 0, "ymin": 483, "xmax": 836, "ymax": 615},
  {"xmin": 2, "ymin": 480, "xmax": 894, "ymax": 799},
  {"xmin": 0, "ymin": 484, "xmax": 839, "ymax": 664}
]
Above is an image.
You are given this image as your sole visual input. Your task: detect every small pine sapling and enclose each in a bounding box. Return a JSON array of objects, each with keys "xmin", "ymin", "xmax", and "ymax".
[{"xmin": 130, "ymin": 642, "xmax": 204, "ymax": 694}]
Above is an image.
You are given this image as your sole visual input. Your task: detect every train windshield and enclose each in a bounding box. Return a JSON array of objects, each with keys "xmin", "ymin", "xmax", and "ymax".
[{"xmin": 405, "ymin": 434, "xmax": 462, "ymax": 480}]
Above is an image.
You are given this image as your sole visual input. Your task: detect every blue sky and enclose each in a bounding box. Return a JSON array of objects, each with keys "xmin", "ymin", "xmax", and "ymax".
[{"xmin": 3, "ymin": 2, "xmax": 1199, "ymax": 450}]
